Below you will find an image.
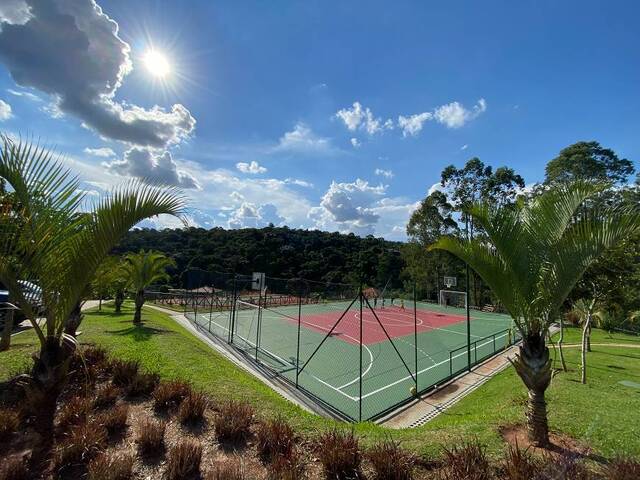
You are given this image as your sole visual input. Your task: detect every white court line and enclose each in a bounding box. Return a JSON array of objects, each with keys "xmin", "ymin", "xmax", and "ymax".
[
  {"xmin": 390, "ymin": 308, "xmax": 486, "ymax": 339},
  {"xmin": 358, "ymin": 332, "xmax": 509, "ymax": 401}
]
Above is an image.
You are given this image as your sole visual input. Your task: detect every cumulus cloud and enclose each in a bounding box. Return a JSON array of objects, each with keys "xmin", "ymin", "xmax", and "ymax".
[
  {"xmin": 335, "ymin": 102, "xmax": 393, "ymax": 135},
  {"xmin": 375, "ymin": 168, "xmax": 394, "ymax": 179},
  {"xmin": 350, "ymin": 137, "xmax": 361, "ymax": 148},
  {"xmin": 0, "ymin": 0, "xmax": 32, "ymax": 25},
  {"xmin": 236, "ymin": 160, "xmax": 267, "ymax": 174},
  {"xmin": 104, "ymin": 147, "xmax": 199, "ymax": 189},
  {"xmin": 397, "ymin": 112, "xmax": 432, "ymax": 137},
  {"xmin": 0, "ymin": 99, "xmax": 12, "ymax": 120},
  {"xmin": 227, "ymin": 202, "xmax": 285, "ymax": 228},
  {"xmin": 0, "ymin": 0, "xmax": 195, "ymax": 148},
  {"xmin": 314, "ymin": 179, "xmax": 385, "ymax": 228},
  {"xmin": 434, "ymin": 98, "xmax": 486, "ymax": 128},
  {"xmin": 284, "ymin": 178, "xmax": 313, "ymax": 188},
  {"xmin": 276, "ymin": 123, "xmax": 330, "ymax": 152},
  {"xmin": 84, "ymin": 146, "xmax": 115, "ymax": 157},
  {"xmin": 398, "ymin": 99, "xmax": 487, "ymax": 136}
]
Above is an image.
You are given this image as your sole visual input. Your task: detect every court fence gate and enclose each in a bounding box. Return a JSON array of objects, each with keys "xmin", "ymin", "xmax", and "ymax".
[{"xmin": 148, "ymin": 268, "xmax": 521, "ymax": 422}]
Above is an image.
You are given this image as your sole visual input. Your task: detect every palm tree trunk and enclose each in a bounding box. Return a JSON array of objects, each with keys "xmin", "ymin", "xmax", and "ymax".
[
  {"xmin": 114, "ymin": 290, "xmax": 124, "ymax": 313},
  {"xmin": 133, "ymin": 289, "xmax": 144, "ymax": 324},
  {"xmin": 581, "ymin": 313, "xmax": 591, "ymax": 384},
  {"xmin": 27, "ymin": 336, "xmax": 74, "ymax": 473},
  {"xmin": 586, "ymin": 324, "xmax": 592, "ymax": 352},
  {"xmin": 0, "ymin": 308, "xmax": 14, "ymax": 351},
  {"xmin": 63, "ymin": 302, "xmax": 83, "ymax": 337},
  {"xmin": 511, "ymin": 331, "xmax": 552, "ymax": 446},
  {"xmin": 557, "ymin": 317, "xmax": 567, "ymax": 372}
]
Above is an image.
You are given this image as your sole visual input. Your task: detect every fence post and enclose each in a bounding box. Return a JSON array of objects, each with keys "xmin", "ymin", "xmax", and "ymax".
[
  {"xmin": 413, "ymin": 281, "xmax": 418, "ymax": 393},
  {"xmin": 449, "ymin": 350, "xmax": 453, "ymax": 377},
  {"xmin": 295, "ymin": 288, "xmax": 303, "ymax": 388},
  {"xmin": 493, "ymin": 334, "xmax": 496, "ymax": 352},
  {"xmin": 255, "ymin": 284, "xmax": 263, "ymax": 361},
  {"xmin": 359, "ymin": 283, "xmax": 363, "ymax": 422},
  {"xmin": 208, "ymin": 284, "xmax": 213, "ymax": 333}
]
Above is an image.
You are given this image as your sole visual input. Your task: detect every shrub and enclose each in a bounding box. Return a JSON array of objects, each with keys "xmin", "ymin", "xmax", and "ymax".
[
  {"xmin": 0, "ymin": 408, "xmax": 20, "ymax": 440},
  {"xmin": 82, "ymin": 346, "xmax": 109, "ymax": 369},
  {"xmin": 54, "ymin": 422, "xmax": 107, "ymax": 470},
  {"xmin": 153, "ymin": 380, "xmax": 192, "ymax": 410},
  {"xmin": 125, "ymin": 372, "xmax": 160, "ymax": 397},
  {"xmin": 214, "ymin": 401, "xmax": 254, "ymax": 443},
  {"xmin": 166, "ymin": 439, "xmax": 202, "ymax": 480},
  {"xmin": 136, "ymin": 417, "xmax": 166, "ymax": 454},
  {"xmin": 603, "ymin": 457, "xmax": 640, "ymax": 480},
  {"xmin": 87, "ymin": 452, "xmax": 134, "ymax": 480},
  {"xmin": 317, "ymin": 429, "xmax": 361, "ymax": 480},
  {"xmin": 57, "ymin": 395, "xmax": 92, "ymax": 431},
  {"xmin": 111, "ymin": 360, "xmax": 139, "ymax": 387},
  {"xmin": 267, "ymin": 452, "xmax": 306, "ymax": 480},
  {"xmin": 256, "ymin": 417, "xmax": 297, "ymax": 462},
  {"xmin": 501, "ymin": 443, "xmax": 540, "ymax": 480},
  {"xmin": 439, "ymin": 441, "xmax": 492, "ymax": 480},
  {"xmin": 205, "ymin": 462, "xmax": 246, "ymax": 480},
  {"xmin": 95, "ymin": 404, "xmax": 129, "ymax": 434},
  {"xmin": 0, "ymin": 457, "xmax": 28, "ymax": 480},
  {"xmin": 178, "ymin": 391, "xmax": 208, "ymax": 425},
  {"xmin": 367, "ymin": 438, "xmax": 415, "ymax": 480},
  {"xmin": 93, "ymin": 384, "xmax": 121, "ymax": 409},
  {"xmin": 538, "ymin": 453, "xmax": 592, "ymax": 480}
]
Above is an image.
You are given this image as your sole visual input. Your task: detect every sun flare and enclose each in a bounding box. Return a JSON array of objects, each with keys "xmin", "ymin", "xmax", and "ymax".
[{"xmin": 144, "ymin": 50, "xmax": 171, "ymax": 77}]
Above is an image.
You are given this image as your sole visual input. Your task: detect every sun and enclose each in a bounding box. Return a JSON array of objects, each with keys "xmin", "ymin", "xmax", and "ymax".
[{"xmin": 144, "ymin": 50, "xmax": 171, "ymax": 77}]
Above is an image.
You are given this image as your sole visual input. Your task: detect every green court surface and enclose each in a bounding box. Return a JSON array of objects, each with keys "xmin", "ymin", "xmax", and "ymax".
[{"xmin": 187, "ymin": 300, "xmax": 515, "ymax": 421}]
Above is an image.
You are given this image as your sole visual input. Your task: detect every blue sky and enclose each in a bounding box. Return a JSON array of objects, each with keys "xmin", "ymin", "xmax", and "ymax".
[{"xmin": 0, "ymin": 1, "xmax": 638, "ymax": 239}]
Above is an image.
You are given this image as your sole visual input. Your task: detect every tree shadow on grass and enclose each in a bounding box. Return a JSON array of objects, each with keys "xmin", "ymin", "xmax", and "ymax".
[{"xmin": 105, "ymin": 325, "xmax": 170, "ymax": 342}]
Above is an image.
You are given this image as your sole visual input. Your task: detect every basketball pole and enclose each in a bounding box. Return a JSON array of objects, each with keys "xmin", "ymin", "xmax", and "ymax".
[
  {"xmin": 466, "ymin": 216, "xmax": 471, "ymax": 373},
  {"xmin": 359, "ymin": 279, "xmax": 363, "ymax": 422},
  {"xmin": 413, "ymin": 281, "xmax": 418, "ymax": 393}
]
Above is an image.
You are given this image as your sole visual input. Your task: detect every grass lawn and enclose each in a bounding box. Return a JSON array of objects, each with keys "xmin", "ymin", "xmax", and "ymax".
[{"xmin": 2, "ymin": 304, "xmax": 639, "ymax": 459}]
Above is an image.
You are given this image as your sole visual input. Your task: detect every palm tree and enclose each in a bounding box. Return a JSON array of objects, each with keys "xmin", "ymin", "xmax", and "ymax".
[
  {"xmin": 570, "ymin": 299, "xmax": 597, "ymax": 384},
  {"xmin": 430, "ymin": 182, "xmax": 640, "ymax": 446},
  {"xmin": 0, "ymin": 136, "xmax": 185, "ymax": 471},
  {"xmin": 122, "ymin": 250, "xmax": 175, "ymax": 323}
]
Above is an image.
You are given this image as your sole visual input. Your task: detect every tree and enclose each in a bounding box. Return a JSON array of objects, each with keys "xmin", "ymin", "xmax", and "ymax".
[
  {"xmin": 544, "ymin": 141, "xmax": 634, "ymax": 185},
  {"xmin": 122, "ymin": 250, "xmax": 175, "ymax": 323},
  {"xmin": 570, "ymin": 299, "xmax": 597, "ymax": 384},
  {"xmin": 430, "ymin": 181, "xmax": 640, "ymax": 446},
  {"xmin": 0, "ymin": 136, "xmax": 185, "ymax": 471},
  {"xmin": 92, "ymin": 256, "xmax": 120, "ymax": 311}
]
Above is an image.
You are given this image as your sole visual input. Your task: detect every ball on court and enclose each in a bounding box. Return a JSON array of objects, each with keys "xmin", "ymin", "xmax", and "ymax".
[{"xmin": 409, "ymin": 386, "xmax": 417, "ymax": 396}]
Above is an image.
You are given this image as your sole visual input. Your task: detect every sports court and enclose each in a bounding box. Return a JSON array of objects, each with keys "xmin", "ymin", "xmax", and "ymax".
[{"xmin": 187, "ymin": 294, "xmax": 515, "ymax": 421}]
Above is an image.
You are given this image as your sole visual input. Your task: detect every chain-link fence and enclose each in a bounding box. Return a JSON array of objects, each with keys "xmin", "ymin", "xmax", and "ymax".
[{"xmin": 149, "ymin": 269, "xmax": 519, "ymax": 422}]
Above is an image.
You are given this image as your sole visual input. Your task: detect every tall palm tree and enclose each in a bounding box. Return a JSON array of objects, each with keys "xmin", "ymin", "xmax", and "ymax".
[
  {"xmin": 430, "ymin": 182, "xmax": 640, "ymax": 446},
  {"xmin": 0, "ymin": 136, "xmax": 186, "ymax": 470},
  {"xmin": 122, "ymin": 250, "xmax": 175, "ymax": 323}
]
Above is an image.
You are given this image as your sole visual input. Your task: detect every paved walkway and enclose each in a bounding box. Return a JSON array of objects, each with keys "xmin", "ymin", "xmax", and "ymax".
[{"xmin": 381, "ymin": 343, "xmax": 520, "ymax": 428}]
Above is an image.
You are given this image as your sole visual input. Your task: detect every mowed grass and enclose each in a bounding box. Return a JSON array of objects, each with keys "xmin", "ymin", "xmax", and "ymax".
[{"xmin": 1, "ymin": 304, "xmax": 639, "ymax": 459}]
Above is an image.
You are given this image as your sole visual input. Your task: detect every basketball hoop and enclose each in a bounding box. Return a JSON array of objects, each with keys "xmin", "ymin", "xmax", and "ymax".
[{"xmin": 443, "ymin": 276, "xmax": 457, "ymax": 289}]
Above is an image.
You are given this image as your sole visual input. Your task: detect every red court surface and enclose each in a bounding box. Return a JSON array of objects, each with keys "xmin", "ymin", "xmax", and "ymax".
[{"xmin": 295, "ymin": 306, "xmax": 467, "ymax": 345}]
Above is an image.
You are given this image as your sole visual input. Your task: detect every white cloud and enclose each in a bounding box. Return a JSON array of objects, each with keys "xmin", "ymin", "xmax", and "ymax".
[
  {"xmin": 276, "ymin": 123, "xmax": 330, "ymax": 152},
  {"xmin": 236, "ymin": 160, "xmax": 267, "ymax": 174},
  {"xmin": 434, "ymin": 98, "xmax": 486, "ymax": 128},
  {"xmin": 104, "ymin": 147, "xmax": 199, "ymax": 189},
  {"xmin": 284, "ymin": 178, "xmax": 314, "ymax": 188},
  {"xmin": 0, "ymin": 0, "xmax": 196, "ymax": 148},
  {"xmin": 0, "ymin": 99, "xmax": 12, "ymax": 120},
  {"xmin": 398, "ymin": 112, "xmax": 432, "ymax": 137},
  {"xmin": 461, "ymin": 144, "xmax": 468, "ymax": 151},
  {"xmin": 313, "ymin": 179, "xmax": 385, "ymax": 229},
  {"xmin": 375, "ymin": 168, "xmax": 394, "ymax": 179},
  {"xmin": 397, "ymin": 98, "xmax": 487, "ymax": 136},
  {"xmin": 7, "ymin": 88, "xmax": 40, "ymax": 101},
  {"xmin": 335, "ymin": 102, "xmax": 393, "ymax": 136},
  {"xmin": 84, "ymin": 146, "xmax": 115, "ymax": 157},
  {"xmin": 350, "ymin": 137, "xmax": 361, "ymax": 148},
  {"xmin": 227, "ymin": 202, "xmax": 285, "ymax": 229},
  {"xmin": 0, "ymin": 0, "xmax": 31, "ymax": 25}
]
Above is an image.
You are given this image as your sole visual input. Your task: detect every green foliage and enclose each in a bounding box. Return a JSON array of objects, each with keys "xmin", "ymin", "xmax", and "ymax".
[
  {"xmin": 113, "ymin": 227, "xmax": 405, "ymax": 289},
  {"xmin": 431, "ymin": 181, "xmax": 640, "ymax": 336},
  {"xmin": 545, "ymin": 141, "xmax": 634, "ymax": 185},
  {"xmin": 122, "ymin": 250, "xmax": 175, "ymax": 292}
]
